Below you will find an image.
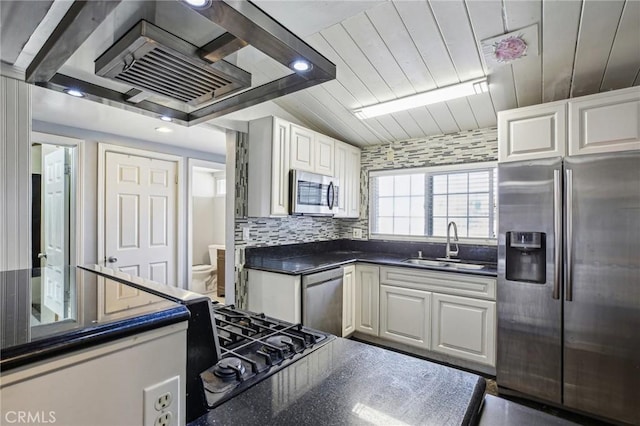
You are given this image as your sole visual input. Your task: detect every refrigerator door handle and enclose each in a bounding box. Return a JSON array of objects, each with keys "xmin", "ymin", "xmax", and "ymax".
[
  {"xmin": 553, "ymin": 169, "xmax": 561, "ymax": 300},
  {"xmin": 565, "ymin": 168, "xmax": 573, "ymax": 302}
]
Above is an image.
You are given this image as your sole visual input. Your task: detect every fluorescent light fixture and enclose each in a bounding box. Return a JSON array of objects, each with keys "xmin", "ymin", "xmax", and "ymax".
[
  {"xmin": 353, "ymin": 78, "xmax": 489, "ymax": 119},
  {"xmin": 155, "ymin": 127, "xmax": 173, "ymax": 133}
]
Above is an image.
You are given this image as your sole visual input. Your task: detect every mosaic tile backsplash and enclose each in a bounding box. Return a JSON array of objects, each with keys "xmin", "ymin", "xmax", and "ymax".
[{"xmin": 233, "ymin": 126, "xmax": 498, "ymax": 308}]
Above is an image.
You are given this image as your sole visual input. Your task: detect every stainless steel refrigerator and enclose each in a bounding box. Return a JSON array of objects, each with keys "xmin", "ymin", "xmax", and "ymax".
[{"xmin": 497, "ymin": 151, "xmax": 640, "ymax": 425}]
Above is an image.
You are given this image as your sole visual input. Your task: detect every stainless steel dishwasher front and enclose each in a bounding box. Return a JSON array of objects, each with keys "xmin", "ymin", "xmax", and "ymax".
[{"xmin": 302, "ymin": 267, "xmax": 343, "ymax": 336}]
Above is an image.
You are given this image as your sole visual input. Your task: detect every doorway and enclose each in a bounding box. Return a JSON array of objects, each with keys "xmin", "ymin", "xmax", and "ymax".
[
  {"xmin": 30, "ymin": 136, "xmax": 80, "ymax": 325},
  {"xmin": 188, "ymin": 159, "xmax": 226, "ymax": 302}
]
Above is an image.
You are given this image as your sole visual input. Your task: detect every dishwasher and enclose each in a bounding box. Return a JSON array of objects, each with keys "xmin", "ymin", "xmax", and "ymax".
[{"xmin": 302, "ymin": 267, "xmax": 343, "ymax": 336}]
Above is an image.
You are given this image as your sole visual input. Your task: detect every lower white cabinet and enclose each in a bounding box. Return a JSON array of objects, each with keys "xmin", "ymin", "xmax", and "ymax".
[
  {"xmin": 380, "ymin": 285, "xmax": 431, "ymax": 349},
  {"xmin": 342, "ymin": 265, "xmax": 356, "ymax": 337},
  {"xmin": 354, "ymin": 265, "xmax": 379, "ymax": 336},
  {"xmin": 247, "ymin": 270, "xmax": 301, "ymax": 324},
  {"xmin": 431, "ymin": 293, "xmax": 496, "ymax": 366}
]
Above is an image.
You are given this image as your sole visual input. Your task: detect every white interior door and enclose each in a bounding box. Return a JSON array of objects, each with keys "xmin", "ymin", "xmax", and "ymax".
[
  {"xmin": 42, "ymin": 148, "xmax": 69, "ymax": 317},
  {"xmin": 105, "ymin": 152, "xmax": 177, "ymax": 286}
]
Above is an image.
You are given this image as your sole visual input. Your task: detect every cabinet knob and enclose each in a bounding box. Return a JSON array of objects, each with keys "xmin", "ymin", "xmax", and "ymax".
[{"xmin": 107, "ymin": 256, "xmax": 118, "ymax": 263}]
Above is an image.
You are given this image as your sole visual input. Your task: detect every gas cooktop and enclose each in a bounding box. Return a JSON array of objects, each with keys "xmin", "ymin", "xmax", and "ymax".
[{"xmin": 200, "ymin": 304, "xmax": 334, "ymax": 409}]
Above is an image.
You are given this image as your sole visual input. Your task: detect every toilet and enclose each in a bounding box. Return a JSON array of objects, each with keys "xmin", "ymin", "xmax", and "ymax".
[{"xmin": 191, "ymin": 244, "xmax": 224, "ymax": 293}]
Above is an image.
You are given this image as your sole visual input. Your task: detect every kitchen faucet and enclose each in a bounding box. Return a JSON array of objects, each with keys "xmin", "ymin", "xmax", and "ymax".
[{"xmin": 445, "ymin": 221, "xmax": 459, "ymax": 260}]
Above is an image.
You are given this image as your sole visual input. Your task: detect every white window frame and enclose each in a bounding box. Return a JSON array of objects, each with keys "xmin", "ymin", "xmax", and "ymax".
[{"xmin": 368, "ymin": 161, "xmax": 497, "ymax": 245}]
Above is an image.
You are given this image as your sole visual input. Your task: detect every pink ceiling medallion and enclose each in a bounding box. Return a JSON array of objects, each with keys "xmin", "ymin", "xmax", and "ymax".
[
  {"xmin": 493, "ymin": 35, "xmax": 528, "ymax": 63},
  {"xmin": 481, "ymin": 24, "xmax": 539, "ymax": 69}
]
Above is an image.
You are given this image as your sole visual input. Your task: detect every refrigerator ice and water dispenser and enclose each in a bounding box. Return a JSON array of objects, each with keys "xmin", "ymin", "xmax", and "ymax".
[{"xmin": 505, "ymin": 231, "xmax": 546, "ymax": 283}]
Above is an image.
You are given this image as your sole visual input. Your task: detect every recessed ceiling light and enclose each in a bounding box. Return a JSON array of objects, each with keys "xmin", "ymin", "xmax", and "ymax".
[
  {"xmin": 290, "ymin": 60, "xmax": 312, "ymax": 72},
  {"xmin": 183, "ymin": 0, "xmax": 211, "ymax": 8},
  {"xmin": 160, "ymin": 116, "xmax": 172, "ymax": 122},
  {"xmin": 65, "ymin": 89, "xmax": 84, "ymax": 98},
  {"xmin": 155, "ymin": 127, "xmax": 173, "ymax": 133}
]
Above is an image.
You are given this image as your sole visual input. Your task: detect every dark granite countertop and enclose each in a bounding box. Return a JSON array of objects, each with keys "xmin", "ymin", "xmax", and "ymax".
[
  {"xmin": 245, "ymin": 250, "xmax": 497, "ymax": 277},
  {"xmin": 0, "ymin": 267, "xmax": 190, "ymax": 371},
  {"xmin": 189, "ymin": 337, "xmax": 486, "ymax": 426}
]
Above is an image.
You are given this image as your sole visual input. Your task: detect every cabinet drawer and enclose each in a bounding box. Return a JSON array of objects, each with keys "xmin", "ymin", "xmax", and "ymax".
[{"xmin": 380, "ymin": 267, "xmax": 496, "ymax": 300}]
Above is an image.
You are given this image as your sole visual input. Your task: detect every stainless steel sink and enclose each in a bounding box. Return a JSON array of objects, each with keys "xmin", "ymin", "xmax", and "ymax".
[{"xmin": 403, "ymin": 258, "xmax": 486, "ymax": 270}]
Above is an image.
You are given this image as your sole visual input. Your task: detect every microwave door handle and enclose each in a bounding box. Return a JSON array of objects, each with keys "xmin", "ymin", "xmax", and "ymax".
[{"xmin": 327, "ymin": 182, "xmax": 335, "ymax": 210}]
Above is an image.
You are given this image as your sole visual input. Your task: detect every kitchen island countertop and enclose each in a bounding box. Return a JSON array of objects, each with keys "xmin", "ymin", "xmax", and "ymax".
[{"xmin": 189, "ymin": 337, "xmax": 486, "ymax": 425}]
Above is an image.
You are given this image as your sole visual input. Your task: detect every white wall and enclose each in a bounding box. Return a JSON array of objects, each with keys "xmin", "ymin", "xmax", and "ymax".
[
  {"xmin": 192, "ymin": 170, "xmax": 225, "ymax": 265},
  {"xmin": 0, "ymin": 76, "xmax": 31, "ymax": 271}
]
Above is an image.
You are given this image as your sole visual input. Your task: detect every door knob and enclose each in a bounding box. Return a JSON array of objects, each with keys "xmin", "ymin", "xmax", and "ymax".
[
  {"xmin": 38, "ymin": 253, "xmax": 47, "ymax": 259},
  {"xmin": 107, "ymin": 256, "xmax": 118, "ymax": 263}
]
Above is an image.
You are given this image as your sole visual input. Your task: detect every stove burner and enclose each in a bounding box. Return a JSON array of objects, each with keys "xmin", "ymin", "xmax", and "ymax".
[
  {"xmin": 213, "ymin": 357, "xmax": 245, "ymax": 381},
  {"xmin": 264, "ymin": 335, "xmax": 293, "ymax": 351}
]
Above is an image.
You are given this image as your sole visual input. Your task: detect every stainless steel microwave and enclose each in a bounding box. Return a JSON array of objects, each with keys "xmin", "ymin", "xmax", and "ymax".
[{"xmin": 290, "ymin": 170, "xmax": 339, "ymax": 216}]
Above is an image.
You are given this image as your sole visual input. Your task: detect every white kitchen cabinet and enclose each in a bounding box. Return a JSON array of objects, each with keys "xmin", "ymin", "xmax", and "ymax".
[
  {"xmin": 499, "ymin": 86, "xmax": 640, "ymax": 162},
  {"xmin": 247, "ymin": 270, "xmax": 301, "ymax": 324},
  {"xmin": 290, "ymin": 124, "xmax": 315, "ymax": 172},
  {"xmin": 568, "ymin": 87, "xmax": 640, "ymax": 156},
  {"xmin": 333, "ymin": 141, "xmax": 361, "ymax": 219},
  {"xmin": 498, "ymin": 102, "xmax": 566, "ymax": 162},
  {"xmin": 431, "ymin": 293, "xmax": 496, "ymax": 367},
  {"xmin": 248, "ymin": 116, "xmax": 291, "ymax": 217},
  {"xmin": 380, "ymin": 284, "xmax": 431, "ymax": 349},
  {"xmin": 342, "ymin": 265, "xmax": 356, "ymax": 337},
  {"xmin": 354, "ymin": 265, "xmax": 380, "ymax": 336},
  {"xmin": 315, "ymin": 133, "xmax": 335, "ymax": 176}
]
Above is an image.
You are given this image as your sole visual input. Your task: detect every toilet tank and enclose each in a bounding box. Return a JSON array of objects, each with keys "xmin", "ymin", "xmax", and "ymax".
[{"xmin": 208, "ymin": 245, "xmax": 224, "ymax": 270}]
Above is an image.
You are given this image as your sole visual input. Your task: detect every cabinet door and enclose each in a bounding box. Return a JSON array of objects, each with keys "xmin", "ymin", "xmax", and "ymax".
[
  {"xmin": 498, "ymin": 103, "xmax": 566, "ymax": 162},
  {"xmin": 314, "ymin": 134, "xmax": 334, "ymax": 176},
  {"xmin": 290, "ymin": 124, "xmax": 314, "ymax": 172},
  {"xmin": 333, "ymin": 142, "xmax": 348, "ymax": 217},
  {"xmin": 342, "ymin": 265, "xmax": 356, "ymax": 337},
  {"xmin": 271, "ymin": 118, "xmax": 290, "ymax": 215},
  {"xmin": 346, "ymin": 145, "xmax": 361, "ymax": 218},
  {"xmin": 355, "ymin": 265, "xmax": 379, "ymax": 336},
  {"xmin": 380, "ymin": 285, "xmax": 431, "ymax": 349},
  {"xmin": 431, "ymin": 293, "xmax": 496, "ymax": 366},
  {"xmin": 568, "ymin": 88, "xmax": 640, "ymax": 156}
]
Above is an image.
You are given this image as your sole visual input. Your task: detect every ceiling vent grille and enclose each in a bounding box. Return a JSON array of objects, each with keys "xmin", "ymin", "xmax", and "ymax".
[{"xmin": 95, "ymin": 20, "xmax": 251, "ymax": 106}]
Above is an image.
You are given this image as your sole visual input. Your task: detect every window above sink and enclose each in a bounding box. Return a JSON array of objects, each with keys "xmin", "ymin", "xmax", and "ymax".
[{"xmin": 369, "ymin": 162, "xmax": 497, "ymax": 244}]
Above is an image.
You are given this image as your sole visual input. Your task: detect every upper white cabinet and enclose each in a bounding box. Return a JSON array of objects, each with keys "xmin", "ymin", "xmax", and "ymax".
[
  {"xmin": 248, "ymin": 116, "xmax": 360, "ymax": 218},
  {"xmin": 342, "ymin": 265, "xmax": 356, "ymax": 337},
  {"xmin": 498, "ymin": 102, "xmax": 566, "ymax": 162},
  {"xmin": 499, "ymin": 86, "xmax": 640, "ymax": 162},
  {"xmin": 290, "ymin": 124, "xmax": 315, "ymax": 172},
  {"xmin": 355, "ymin": 265, "xmax": 380, "ymax": 336},
  {"xmin": 333, "ymin": 140, "xmax": 361, "ymax": 219},
  {"xmin": 290, "ymin": 124, "xmax": 336, "ymax": 175},
  {"xmin": 568, "ymin": 88, "xmax": 640, "ymax": 156},
  {"xmin": 315, "ymin": 134, "xmax": 335, "ymax": 176},
  {"xmin": 248, "ymin": 117, "xmax": 290, "ymax": 217}
]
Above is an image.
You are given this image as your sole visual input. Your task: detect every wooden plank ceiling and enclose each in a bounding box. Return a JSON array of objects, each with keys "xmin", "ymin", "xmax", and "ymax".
[{"xmin": 241, "ymin": 0, "xmax": 640, "ymax": 147}]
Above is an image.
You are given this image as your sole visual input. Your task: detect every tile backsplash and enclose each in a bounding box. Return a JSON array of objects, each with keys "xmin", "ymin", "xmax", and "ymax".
[{"xmin": 233, "ymin": 126, "xmax": 498, "ymax": 307}]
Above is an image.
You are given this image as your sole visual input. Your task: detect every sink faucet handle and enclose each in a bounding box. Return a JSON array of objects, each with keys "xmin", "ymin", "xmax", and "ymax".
[{"xmin": 418, "ymin": 250, "xmax": 423, "ymax": 259}]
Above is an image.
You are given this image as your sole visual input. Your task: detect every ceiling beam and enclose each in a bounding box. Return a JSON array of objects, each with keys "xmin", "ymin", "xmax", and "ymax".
[{"xmin": 25, "ymin": 0, "xmax": 121, "ymax": 83}]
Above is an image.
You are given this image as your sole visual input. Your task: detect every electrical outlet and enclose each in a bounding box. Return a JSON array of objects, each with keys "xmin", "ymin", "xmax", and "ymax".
[
  {"xmin": 144, "ymin": 376, "xmax": 180, "ymax": 426},
  {"xmin": 242, "ymin": 227, "xmax": 250, "ymax": 241},
  {"xmin": 386, "ymin": 147, "xmax": 394, "ymax": 161},
  {"xmin": 352, "ymin": 228, "xmax": 362, "ymax": 239},
  {"xmin": 155, "ymin": 412, "xmax": 172, "ymax": 426}
]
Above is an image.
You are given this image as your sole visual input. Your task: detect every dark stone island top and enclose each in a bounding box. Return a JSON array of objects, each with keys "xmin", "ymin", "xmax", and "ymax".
[
  {"xmin": 190, "ymin": 337, "xmax": 486, "ymax": 426},
  {"xmin": 244, "ymin": 239, "xmax": 497, "ymax": 277},
  {"xmin": 0, "ymin": 266, "xmax": 190, "ymax": 371}
]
